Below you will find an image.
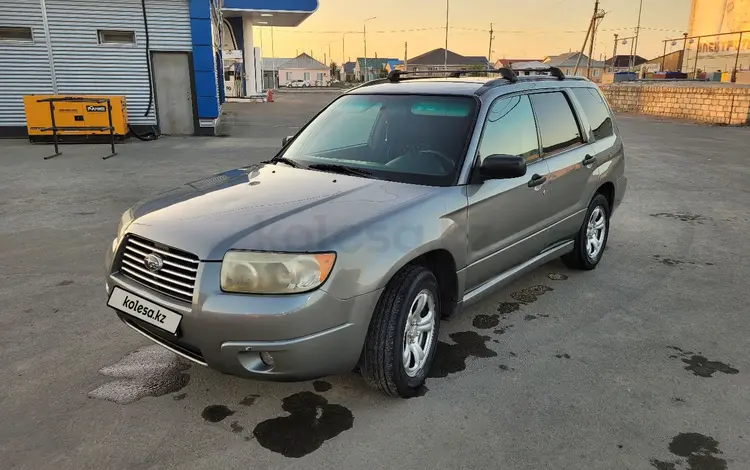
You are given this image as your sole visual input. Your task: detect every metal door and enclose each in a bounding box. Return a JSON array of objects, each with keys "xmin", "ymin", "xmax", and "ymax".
[{"xmin": 152, "ymin": 52, "xmax": 194, "ymax": 135}]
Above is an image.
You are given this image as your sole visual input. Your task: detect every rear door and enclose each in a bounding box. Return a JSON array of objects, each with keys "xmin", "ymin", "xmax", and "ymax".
[
  {"xmin": 528, "ymin": 91, "xmax": 594, "ymax": 247},
  {"xmin": 465, "ymin": 94, "xmax": 551, "ymax": 292}
]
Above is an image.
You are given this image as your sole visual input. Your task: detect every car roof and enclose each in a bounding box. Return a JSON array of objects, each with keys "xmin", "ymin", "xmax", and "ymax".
[{"xmin": 346, "ymin": 74, "xmax": 596, "ymax": 98}]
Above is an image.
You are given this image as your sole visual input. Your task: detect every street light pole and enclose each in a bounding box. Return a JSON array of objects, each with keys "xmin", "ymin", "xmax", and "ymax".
[
  {"xmin": 363, "ymin": 17, "xmax": 376, "ymax": 82},
  {"xmin": 444, "ymin": 0, "xmax": 449, "ymax": 70},
  {"xmin": 631, "ymin": 0, "xmax": 643, "ymax": 71}
]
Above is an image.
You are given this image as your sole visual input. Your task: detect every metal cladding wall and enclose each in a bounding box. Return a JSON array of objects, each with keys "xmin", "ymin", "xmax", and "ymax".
[
  {"xmin": 0, "ymin": 1, "xmax": 54, "ymax": 127},
  {"xmin": 45, "ymin": 0, "xmax": 192, "ymax": 126}
]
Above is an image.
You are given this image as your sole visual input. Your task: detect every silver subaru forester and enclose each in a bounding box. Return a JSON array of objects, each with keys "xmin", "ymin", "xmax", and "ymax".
[{"xmin": 106, "ymin": 67, "xmax": 626, "ymax": 397}]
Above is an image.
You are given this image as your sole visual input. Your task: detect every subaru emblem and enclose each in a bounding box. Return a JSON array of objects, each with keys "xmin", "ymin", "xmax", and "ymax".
[{"xmin": 144, "ymin": 253, "xmax": 164, "ymax": 273}]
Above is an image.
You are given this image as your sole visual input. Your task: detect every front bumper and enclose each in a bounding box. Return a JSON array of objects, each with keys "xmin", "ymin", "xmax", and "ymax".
[{"xmin": 105, "ymin": 255, "xmax": 382, "ymax": 381}]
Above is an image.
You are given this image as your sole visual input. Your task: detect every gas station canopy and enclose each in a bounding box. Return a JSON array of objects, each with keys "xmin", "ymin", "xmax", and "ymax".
[{"xmin": 221, "ymin": 0, "xmax": 318, "ymax": 26}]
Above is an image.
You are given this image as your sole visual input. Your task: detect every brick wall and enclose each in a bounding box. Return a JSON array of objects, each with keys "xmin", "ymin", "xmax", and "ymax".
[{"xmin": 599, "ymin": 82, "xmax": 750, "ymax": 125}]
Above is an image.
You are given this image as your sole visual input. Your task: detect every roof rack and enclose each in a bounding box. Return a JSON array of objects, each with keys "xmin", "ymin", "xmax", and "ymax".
[
  {"xmin": 511, "ymin": 66, "xmax": 566, "ymax": 80},
  {"xmin": 387, "ymin": 68, "xmax": 520, "ymax": 83}
]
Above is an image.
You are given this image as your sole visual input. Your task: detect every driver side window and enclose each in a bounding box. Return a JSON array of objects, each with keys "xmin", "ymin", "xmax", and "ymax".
[{"xmin": 478, "ymin": 95, "xmax": 540, "ymax": 163}]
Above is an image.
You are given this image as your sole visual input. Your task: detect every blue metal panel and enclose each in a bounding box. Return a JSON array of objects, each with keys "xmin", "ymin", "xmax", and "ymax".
[
  {"xmin": 189, "ymin": 0, "xmax": 220, "ymax": 121},
  {"xmin": 222, "ymin": 0, "xmax": 317, "ymax": 12}
]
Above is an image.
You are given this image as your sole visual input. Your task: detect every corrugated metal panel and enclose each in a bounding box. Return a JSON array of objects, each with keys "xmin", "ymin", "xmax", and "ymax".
[
  {"xmin": 280, "ymin": 53, "xmax": 328, "ymax": 70},
  {"xmin": 0, "ymin": 1, "xmax": 54, "ymax": 126},
  {"xmin": 45, "ymin": 0, "xmax": 192, "ymax": 126}
]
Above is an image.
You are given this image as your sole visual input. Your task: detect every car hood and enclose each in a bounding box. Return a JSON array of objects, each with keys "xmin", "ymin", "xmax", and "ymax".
[{"xmin": 126, "ymin": 163, "xmax": 438, "ymax": 260}]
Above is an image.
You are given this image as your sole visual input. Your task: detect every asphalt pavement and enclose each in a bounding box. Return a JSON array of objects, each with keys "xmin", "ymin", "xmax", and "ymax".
[{"xmin": 1, "ymin": 92, "xmax": 749, "ymax": 470}]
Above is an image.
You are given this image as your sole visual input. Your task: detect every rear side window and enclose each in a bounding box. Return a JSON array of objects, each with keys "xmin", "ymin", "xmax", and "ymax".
[
  {"xmin": 572, "ymin": 88, "xmax": 614, "ymax": 140},
  {"xmin": 478, "ymin": 95, "xmax": 540, "ymax": 163},
  {"xmin": 529, "ymin": 92, "xmax": 583, "ymax": 156}
]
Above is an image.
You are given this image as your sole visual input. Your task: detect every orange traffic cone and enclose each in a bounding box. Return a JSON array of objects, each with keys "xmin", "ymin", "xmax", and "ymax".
[{"xmin": 266, "ymin": 89, "xmax": 274, "ymax": 102}]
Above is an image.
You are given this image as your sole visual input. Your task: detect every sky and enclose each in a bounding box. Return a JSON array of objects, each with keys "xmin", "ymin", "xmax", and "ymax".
[{"xmin": 252, "ymin": 0, "xmax": 694, "ymax": 64}]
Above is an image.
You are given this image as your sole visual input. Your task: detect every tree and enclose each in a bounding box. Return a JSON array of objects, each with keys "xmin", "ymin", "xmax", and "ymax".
[{"xmin": 330, "ymin": 61, "xmax": 338, "ymax": 79}]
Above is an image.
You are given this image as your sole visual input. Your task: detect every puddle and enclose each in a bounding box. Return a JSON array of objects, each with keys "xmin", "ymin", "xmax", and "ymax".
[
  {"xmin": 312, "ymin": 380, "xmax": 332, "ymax": 392},
  {"xmin": 493, "ymin": 325, "xmax": 514, "ymax": 335},
  {"xmin": 651, "ymin": 432, "xmax": 727, "ymax": 469},
  {"xmin": 253, "ymin": 391, "xmax": 354, "ymax": 458},
  {"xmin": 88, "ymin": 345, "xmax": 190, "ymax": 405},
  {"xmin": 428, "ymin": 331, "xmax": 497, "ymax": 378},
  {"xmin": 202, "ymin": 405, "xmax": 235, "ymax": 423},
  {"xmin": 240, "ymin": 394, "xmax": 260, "ymax": 407},
  {"xmin": 230, "ymin": 421, "xmax": 244, "ymax": 433},
  {"xmin": 547, "ymin": 273, "xmax": 569, "ymax": 281},
  {"xmin": 510, "ymin": 285, "xmax": 554, "ymax": 305},
  {"xmin": 473, "ymin": 314, "xmax": 500, "ymax": 329},
  {"xmin": 497, "ymin": 302, "xmax": 521, "ymax": 315},
  {"xmin": 668, "ymin": 346, "xmax": 739, "ymax": 378},
  {"xmin": 650, "ymin": 212, "xmax": 708, "ymax": 223}
]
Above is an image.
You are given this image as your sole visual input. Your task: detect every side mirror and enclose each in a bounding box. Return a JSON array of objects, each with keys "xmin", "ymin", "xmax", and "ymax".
[
  {"xmin": 282, "ymin": 135, "xmax": 293, "ymax": 146},
  {"xmin": 478, "ymin": 154, "xmax": 527, "ymax": 180}
]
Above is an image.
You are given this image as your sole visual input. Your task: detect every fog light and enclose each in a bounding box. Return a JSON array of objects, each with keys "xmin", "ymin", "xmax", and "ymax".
[{"xmin": 260, "ymin": 352, "xmax": 274, "ymax": 367}]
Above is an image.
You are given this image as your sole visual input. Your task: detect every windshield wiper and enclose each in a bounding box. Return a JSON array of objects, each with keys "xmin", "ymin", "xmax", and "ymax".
[
  {"xmin": 262, "ymin": 157, "xmax": 300, "ymax": 168},
  {"xmin": 307, "ymin": 163, "xmax": 374, "ymax": 178}
]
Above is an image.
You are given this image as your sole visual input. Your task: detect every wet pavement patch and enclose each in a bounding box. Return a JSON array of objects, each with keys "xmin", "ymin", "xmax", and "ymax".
[
  {"xmin": 473, "ymin": 314, "xmax": 500, "ymax": 329},
  {"xmin": 651, "ymin": 432, "xmax": 728, "ymax": 470},
  {"xmin": 555, "ymin": 353, "xmax": 571, "ymax": 359},
  {"xmin": 173, "ymin": 393, "xmax": 187, "ymax": 401},
  {"xmin": 230, "ymin": 421, "xmax": 244, "ymax": 433},
  {"xmin": 202, "ymin": 405, "xmax": 235, "ymax": 423},
  {"xmin": 650, "ymin": 212, "xmax": 708, "ymax": 224},
  {"xmin": 547, "ymin": 273, "xmax": 569, "ymax": 281},
  {"xmin": 428, "ymin": 331, "xmax": 497, "ymax": 378},
  {"xmin": 653, "ymin": 255, "xmax": 713, "ymax": 267},
  {"xmin": 312, "ymin": 380, "xmax": 332, "ymax": 392},
  {"xmin": 56, "ymin": 280, "xmax": 74, "ymax": 286},
  {"xmin": 240, "ymin": 394, "xmax": 260, "ymax": 407},
  {"xmin": 510, "ymin": 285, "xmax": 554, "ymax": 305},
  {"xmin": 524, "ymin": 315, "xmax": 537, "ymax": 321},
  {"xmin": 88, "ymin": 345, "xmax": 190, "ymax": 405},
  {"xmin": 650, "ymin": 460, "xmax": 677, "ymax": 470},
  {"xmin": 252, "ymin": 391, "xmax": 354, "ymax": 458},
  {"xmin": 668, "ymin": 347, "xmax": 739, "ymax": 378},
  {"xmin": 493, "ymin": 325, "xmax": 514, "ymax": 335},
  {"xmin": 497, "ymin": 302, "xmax": 521, "ymax": 315}
]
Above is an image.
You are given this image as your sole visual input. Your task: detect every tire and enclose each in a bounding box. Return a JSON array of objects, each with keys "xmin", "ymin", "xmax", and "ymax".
[
  {"xmin": 562, "ymin": 193, "xmax": 610, "ymax": 270},
  {"xmin": 361, "ymin": 265, "xmax": 441, "ymax": 397}
]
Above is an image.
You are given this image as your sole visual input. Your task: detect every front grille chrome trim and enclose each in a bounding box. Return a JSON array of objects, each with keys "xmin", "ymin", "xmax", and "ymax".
[{"xmin": 117, "ymin": 235, "xmax": 199, "ymax": 303}]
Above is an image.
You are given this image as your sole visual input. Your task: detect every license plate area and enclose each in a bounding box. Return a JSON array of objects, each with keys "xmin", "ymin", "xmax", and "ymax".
[{"xmin": 108, "ymin": 286, "xmax": 182, "ymax": 334}]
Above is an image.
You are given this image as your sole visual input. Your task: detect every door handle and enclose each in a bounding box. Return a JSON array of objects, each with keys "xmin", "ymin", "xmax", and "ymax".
[
  {"xmin": 582, "ymin": 154, "xmax": 596, "ymax": 166},
  {"xmin": 527, "ymin": 174, "xmax": 547, "ymax": 188}
]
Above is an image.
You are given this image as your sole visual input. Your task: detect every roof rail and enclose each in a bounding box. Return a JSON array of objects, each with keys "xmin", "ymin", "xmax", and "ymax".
[
  {"xmin": 387, "ymin": 68, "xmax": 519, "ymax": 83},
  {"xmin": 511, "ymin": 66, "xmax": 565, "ymax": 80}
]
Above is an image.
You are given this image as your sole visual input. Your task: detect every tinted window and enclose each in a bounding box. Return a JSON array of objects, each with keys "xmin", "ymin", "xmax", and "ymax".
[
  {"xmin": 529, "ymin": 92, "xmax": 583, "ymax": 155},
  {"xmin": 478, "ymin": 95, "xmax": 539, "ymax": 163},
  {"xmin": 572, "ymin": 88, "xmax": 614, "ymax": 140}
]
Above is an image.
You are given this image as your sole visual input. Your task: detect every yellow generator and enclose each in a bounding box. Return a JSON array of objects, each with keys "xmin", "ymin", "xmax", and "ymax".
[{"xmin": 23, "ymin": 95, "xmax": 129, "ymax": 143}]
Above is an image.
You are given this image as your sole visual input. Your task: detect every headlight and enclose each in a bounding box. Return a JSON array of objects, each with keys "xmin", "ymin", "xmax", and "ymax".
[{"xmin": 220, "ymin": 251, "xmax": 336, "ymax": 294}]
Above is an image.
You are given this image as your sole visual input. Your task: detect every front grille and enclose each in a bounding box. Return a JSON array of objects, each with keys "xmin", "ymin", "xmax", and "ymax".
[{"xmin": 118, "ymin": 235, "xmax": 199, "ymax": 303}]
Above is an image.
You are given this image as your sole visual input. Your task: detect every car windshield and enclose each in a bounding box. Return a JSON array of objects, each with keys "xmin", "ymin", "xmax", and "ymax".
[{"xmin": 277, "ymin": 94, "xmax": 479, "ymax": 186}]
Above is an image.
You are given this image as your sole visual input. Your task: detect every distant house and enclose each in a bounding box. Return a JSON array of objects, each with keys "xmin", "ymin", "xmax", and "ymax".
[
  {"xmin": 260, "ymin": 57, "xmax": 292, "ymax": 89},
  {"xmin": 604, "ymin": 55, "xmax": 648, "ymax": 72},
  {"xmin": 277, "ymin": 53, "xmax": 330, "ymax": 86},
  {"xmin": 543, "ymin": 52, "xmax": 606, "ymax": 81},
  {"xmin": 406, "ymin": 48, "xmax": 488, "ymax": 74},
  {"xmin": 494, "ymin": 58, "xmax": 543, "ymax": 69},
  {"xmin": 385, "ymin": 59, "xmax": 404, "ymax": 73},
  {"xmin": 341, "ymin": 61, "xmax": 356, "ymax": 81},
  {"xmin": 354, "ymin": 57, "xmax": 398, "ymax": 81}
]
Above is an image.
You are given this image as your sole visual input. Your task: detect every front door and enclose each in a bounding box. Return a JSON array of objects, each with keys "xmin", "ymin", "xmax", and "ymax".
[
  {"xmin": 465, "ymin": 94, "xmax": 552, "ymax": 292},
  {"xmin": 152, "ymin": 52, "xmax": 195, "ymax": 135}
]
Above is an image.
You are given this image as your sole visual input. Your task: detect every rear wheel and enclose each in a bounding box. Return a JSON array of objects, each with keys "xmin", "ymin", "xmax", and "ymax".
[
  {"xmin": 562, "ymin": 193, "xmax": 610, "ymax": 270},
  {"xmin": 361, "ymin": 265, "xmax": 440, "ymax": 397}
]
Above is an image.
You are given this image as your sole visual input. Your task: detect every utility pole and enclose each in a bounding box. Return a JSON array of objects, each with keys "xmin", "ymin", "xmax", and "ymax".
[
  {"xmin": 611, "ymin": 34, "xmax": 619, "ymax": 72},
  {"xmin": 364, "ymin": 17, "xmax": 376, "ymax": 81},
  {"xmin": 444, "ymin": 0, "xmax": 449, "ymax": 70},
  {"xmin": 488, "ymin": 23, "xmax": 495, "ymax": 68},
  {"xmin": 587, "ymin": 5, "xmax": 605, "ymax": 79},
  {"xmin": 631, "ymin": 0, "xmax": 643, "ymax": 71},
  {"xmin": 573, "ymin": 1, "xmax": 596, "ymax": 76},
  {"xmin": 404, "ymin": 42, "xmax": 408, "ymax": 70}
]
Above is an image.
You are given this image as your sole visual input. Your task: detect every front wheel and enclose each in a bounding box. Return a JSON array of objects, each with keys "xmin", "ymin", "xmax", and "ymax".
[
  {"xmin": 361, "ymin": 265, "xmax": 440, "ymax": 397},
  {"xmin": 562, "ymin": 193, "xmax": 610, "ymax": 270}
]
